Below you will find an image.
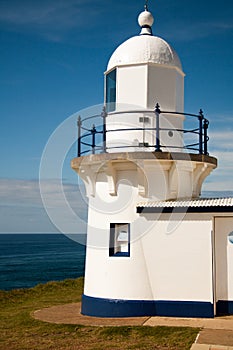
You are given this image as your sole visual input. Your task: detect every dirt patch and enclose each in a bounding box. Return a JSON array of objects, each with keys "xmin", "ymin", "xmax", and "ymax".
[{"xmin": 33, "ymin": 302, "xmax": 149, "ymax": 326}]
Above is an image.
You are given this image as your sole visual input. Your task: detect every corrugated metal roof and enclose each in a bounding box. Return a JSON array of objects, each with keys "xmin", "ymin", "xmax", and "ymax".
[{"xmin": 137, "ymin": 197, "xmax": 233, "ymax": 208}]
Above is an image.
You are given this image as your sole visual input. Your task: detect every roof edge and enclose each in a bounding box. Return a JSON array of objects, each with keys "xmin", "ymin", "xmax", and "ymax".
[
  {"xmin": 71, "ymin": 151, "xmax": 217, "ymax": 168},
  {"xmin": 137, "ymin": 197, "xmax": 233, "ymax": 213},
  {"xmin": 104, "ymin": 62, "xmax": 185, "ymax": 77},
  {"xmin": 137, "ymin": 206, "xmax": 233, "ymax": 214}
]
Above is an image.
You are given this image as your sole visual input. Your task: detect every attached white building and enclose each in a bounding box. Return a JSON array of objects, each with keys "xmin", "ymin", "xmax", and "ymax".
[{"xmin": 71, "ymin": 6, "xmax": 233, "ymax": 318}]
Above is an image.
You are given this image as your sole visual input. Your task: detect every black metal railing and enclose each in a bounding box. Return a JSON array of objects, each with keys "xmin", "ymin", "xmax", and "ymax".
[{"xmin": 76, "ymin": 104, "xmax": 210, "ymax": 157}]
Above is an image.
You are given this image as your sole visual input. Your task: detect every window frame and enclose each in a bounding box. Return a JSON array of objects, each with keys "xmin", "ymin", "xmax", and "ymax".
[
  {"xmin": 109, "ymin": 223, "xmax": 130, "ymax": 257},
  {"xmin": 105, "ymin": 69, "xmax": 117, "ymax": 112}
]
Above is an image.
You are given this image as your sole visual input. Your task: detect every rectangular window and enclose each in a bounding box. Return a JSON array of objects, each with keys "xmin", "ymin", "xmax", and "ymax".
[
  {"xmin": 109, "ymin": 223, "xmax": 130, "ymax": 257},
  {"xmin": 106, "ymin": 69, "xmax": 116, "ymax": 112}
]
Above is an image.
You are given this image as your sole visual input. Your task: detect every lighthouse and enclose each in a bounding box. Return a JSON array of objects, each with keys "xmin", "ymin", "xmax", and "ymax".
[{"xmin": 71, "ymin": 5, "xmax": 233, "ymax": 318}]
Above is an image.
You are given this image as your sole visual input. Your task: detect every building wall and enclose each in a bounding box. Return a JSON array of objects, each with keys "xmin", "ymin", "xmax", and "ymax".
[
  {"xmin": 117, "ymin": 65, "xmax": 147, "ymax": 107},
  {"xmin": 83, "ymin": 168, "xmax": 215, "ymax": 315},
  {"xmin": 147, "ymin": 65, "xmax": 184, "ymax": 111},
  {"xmin": 140, "ymin": 213, "xmax": 213, "ymax": 302},
  {"xmin": 74, "ymin": 156, "xmax": 218, "ymax": 317},
  {"xmin": 84, "ymin": 169, "xmax": 153, "ymax": 300}
]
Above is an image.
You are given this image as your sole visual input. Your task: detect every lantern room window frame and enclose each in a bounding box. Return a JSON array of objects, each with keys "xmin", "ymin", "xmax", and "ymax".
[{"xmin": 105, "ymin": 68, "xmax": 117, "ymax": 112}]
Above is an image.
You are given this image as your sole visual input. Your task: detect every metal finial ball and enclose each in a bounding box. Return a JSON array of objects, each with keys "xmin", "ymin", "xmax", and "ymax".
[{"xmin": 138, "ymin": 9, "xmax": 154, "ymax": 27}]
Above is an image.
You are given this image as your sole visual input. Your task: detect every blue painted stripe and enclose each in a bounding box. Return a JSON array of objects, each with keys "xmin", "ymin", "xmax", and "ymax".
[
  {"xmin": 216, "ymin": 300, "xmax": 233, "ymax": 315},
  {"xmin": 81, "ymin": 294, "xmax": 214, "ymax": 318}
]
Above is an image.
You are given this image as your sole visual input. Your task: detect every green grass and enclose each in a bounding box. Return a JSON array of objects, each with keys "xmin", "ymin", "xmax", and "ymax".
[{"xmin": 0, "ymin": 278, "xmax": 199, "ymax": 350}]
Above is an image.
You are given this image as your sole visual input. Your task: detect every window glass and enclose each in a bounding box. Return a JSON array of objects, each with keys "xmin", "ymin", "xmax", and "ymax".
[
  {"xmin": 228, "ymin": 231, "xmax": 233, "ymax": 244},
  {"xmin": 106, "ymin": 69, "xmax": 116, "ymax": 112},
  {"xmin": 109, "ymin": 223, "xmax": 130, "ymax": 257}
]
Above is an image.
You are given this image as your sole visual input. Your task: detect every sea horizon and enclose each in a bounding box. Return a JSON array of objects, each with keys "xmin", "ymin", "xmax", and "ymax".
[{"xmin": 0, "ymin": 234, "xmax": 86, "ymax": 291}]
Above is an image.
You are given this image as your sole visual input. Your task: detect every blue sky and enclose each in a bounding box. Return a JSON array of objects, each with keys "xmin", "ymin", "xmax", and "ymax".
[{"xmin": 0, "ymin": 0, "xmax": 233, "ymax": 233}]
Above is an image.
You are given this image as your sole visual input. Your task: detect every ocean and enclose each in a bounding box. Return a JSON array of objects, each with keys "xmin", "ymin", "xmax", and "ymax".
[{"xmin": 0, "ymin": 234, "xmax": 86, "ymax": 291}]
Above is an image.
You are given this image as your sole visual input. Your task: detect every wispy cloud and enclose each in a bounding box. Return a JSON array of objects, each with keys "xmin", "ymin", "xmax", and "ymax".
[
  {"xmin": 203, "ymin": 128, "xmax": 233, "ymax": 191},
  {"xmin": 163, "ymin": 19, "xmax": 233, "ymax": 42},
  {"xmin": 0, "ymin": 0, "xmax": 99, "ymax": 26},
  {"xmin": 0, "ymin": 178, "xmax": 87, "ymax": 233},
  {"xmin": 209, "ymin": 130, "xmax": 233, "ymax": 151},
  {"xmin": 0, "ymin": 0, "xmax": 104, "ymax": 42}
]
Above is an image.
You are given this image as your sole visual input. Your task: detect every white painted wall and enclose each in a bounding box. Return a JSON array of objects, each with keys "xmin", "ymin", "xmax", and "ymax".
[
  {"xmin": 84, "ymin": 171, "xmax": 155, "ymax": 299},
  {"xmin": 117, "ymin": 65, "xmax": 147, "ymax": 107},
  {"xmin": 147, "ymin": 65, "xmax": 184, "ymax": 111},
  {"xmin": 140, "ymin": 214, "xmax": 213, "ymax": 302},
  {"xmin": 114, "ymin": 64, "xmax": 184, "ymax": 111},
  {"xmin": 84, "ymin": 204, "xmax": 214, "ymax": 302}
]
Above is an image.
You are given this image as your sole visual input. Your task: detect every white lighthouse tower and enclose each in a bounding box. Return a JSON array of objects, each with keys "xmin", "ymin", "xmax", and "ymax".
[
  {"xmin": 72, "ymin": 6, "xmax": 233, "ymax": 318},
  {"xmin": 105, "ymin": 6, "xmax": 184, "ymax": 153}
]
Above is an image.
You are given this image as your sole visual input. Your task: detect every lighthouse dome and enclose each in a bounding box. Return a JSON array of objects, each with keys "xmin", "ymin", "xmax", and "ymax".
[
  {"xmin": 107, "ymin": 8, "xmax": 182, "ymax": 72},
  {"xmin": 107, "ymin": 35, "xmax": 182, "ymax": 71}
]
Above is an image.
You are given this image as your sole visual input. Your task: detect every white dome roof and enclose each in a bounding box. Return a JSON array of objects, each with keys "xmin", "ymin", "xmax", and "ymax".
[{"xmin": 107, "ymin": 35, "xmax": 182, "ymax": 71}]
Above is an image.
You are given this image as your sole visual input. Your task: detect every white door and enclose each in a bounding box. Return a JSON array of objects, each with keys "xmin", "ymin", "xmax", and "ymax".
[{"xmin": 214, "ymin": 217, "xmax": 233, "ymax": 315}]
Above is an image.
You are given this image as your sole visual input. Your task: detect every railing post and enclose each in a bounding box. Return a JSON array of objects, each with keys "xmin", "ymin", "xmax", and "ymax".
[
  {"xmin": 77, "ymin": 115, "xmax": 82, "ymax": 157},
  {"xmin": 91, "ymin": 124, "xmax": 96, "ymax": 154},
  {"xmin": 155, "ymin": 103, "xmax": 162, "ymax": 152},
  {"xmin": 198, "ymin": 109, "xmax": 204, "ymax": 154},
  {"xmin": 101, "ymin": 106, "xmax": 107, "ymax": 153},
  {"xmin": 203, "ymin": 118, "xmax": 209, "ymax": 155}
]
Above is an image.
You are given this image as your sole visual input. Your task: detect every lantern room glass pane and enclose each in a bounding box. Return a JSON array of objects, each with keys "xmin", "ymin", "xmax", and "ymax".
[{"xmin": 106, "ymin": 69, "xmax": 116, "ymax": 112}]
